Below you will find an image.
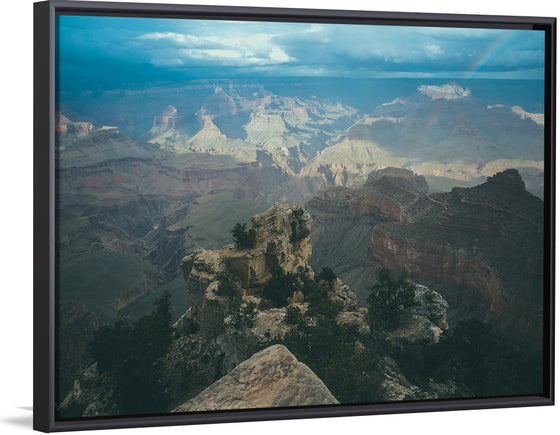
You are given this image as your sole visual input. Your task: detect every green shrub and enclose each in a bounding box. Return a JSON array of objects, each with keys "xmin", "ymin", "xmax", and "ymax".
[
  {"xmin": 384, "ymin": 318, "xmax": 543, "ymax": 398},
  {"xmin": 291, "ymin": 208, "xmax": 305, "ymax": 221},
  {"xmin": 229, "ymin": 295, "xmax": 258, "ymax": 329},
  {"xmin": 231, "ymin": 223, "xmax": 256, "ymax": 250},
  {"xmin": 290, "ymin": 208, "xmax": 310, "ymax": 242},
  {"xmin": 279, "ymin": 317, "xmax": 384, "ymax": 403},
  {"xmin": 307, "ymin": 295, "xmax": 344, "ymax": 318},
  {"xmin": 434, "ymin": 319, "xmax": 542, "ymax": 396},
  {"xmin": 316, "ymin": 266, "xmax": 337, "ymax": 283},
  {"xmin": 367, "ymin": 268, "xmax": 418, "ymax": 330},
  {"xmin": 262, "ymin": 272, "xmax": 299, "ymax": 308},
  {"xmin": 89, "ymin": 292, "xmax": 173, "ymax": 415},
  {"xmin": 285, "ymin": 306, "xmax": 304, "ymax": 326}
]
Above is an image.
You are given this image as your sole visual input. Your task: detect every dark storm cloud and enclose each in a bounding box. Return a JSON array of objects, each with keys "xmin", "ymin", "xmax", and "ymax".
[{"xmin": 56, "ymin": 15, "xmax": 545, "ymax": 90}]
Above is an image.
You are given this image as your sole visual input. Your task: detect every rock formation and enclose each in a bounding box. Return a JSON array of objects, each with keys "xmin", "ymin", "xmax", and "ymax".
[
  {"xmin": 308, "ymin": 82, "xmax": 544, "ymax": 196},
  {"xmin": 417, "ymin": 83, "xmax": 472, "ymax": 100},
  {"xmin": 57, "ymin": 127, "xmax": 158, "ymax": 169},
  {"xmin": 172, "ymin": 345, "xmax": 338, "ymax": 412},
  {"xmin": 152, "ymin": 105, "xmax": 182, "ymax": 131},
  {"xmin": 165, "ymin": 202, "xmax": 378, "ymax": 404},
  {"xmin": 172, "ymin": 203, "xmax": 330, "ymax": 379},
  {"xmin": 182, "ymin": 115, "xmax": 253, "ymax": 159},
  {"xmin": 511, "ymin": 105, "xmax": 544, "ymax": 125},
  {"xmin": 385, "ymin": 284, "xmax": 449, "ymax": 345},
  {"xmin": 56, "ymin": 112, "xmax": 94, "ymax": 137},
  {"xmin": 377, "ymin": 356, "xmax": 456, "ymax": 401},
  {"xmin": 179, "ymin": 202, "xmax": 313, "ymax": 340},
  {"xmin": 307, "ymin": 167, "xmax": 431, "ymax": 305},
  {"xmin": 308, "ymin": 167, "xmax": 543, "ymax": 348}
]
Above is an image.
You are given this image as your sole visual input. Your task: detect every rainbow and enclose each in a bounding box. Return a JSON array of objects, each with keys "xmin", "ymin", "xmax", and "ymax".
[
  {"xmin": 405, "ymin": 30, "xmax": 520, "ymax": 161},
  {"xmin": 466, "ymin": 30, "xmax": 518, "ymax": 80}
]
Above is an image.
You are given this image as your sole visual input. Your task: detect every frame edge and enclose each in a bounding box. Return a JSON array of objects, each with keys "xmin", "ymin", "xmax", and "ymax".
[
  {"xmin": 545, "ymin": 16, "xmax": 556, "ymax": 406},
  {"xmin": 34, "ymin": 0, "xmax": 55, "ymax": 432},
  {"xmin": 49, "ymin": 0, "xmax": 553, "ymax": 28}
]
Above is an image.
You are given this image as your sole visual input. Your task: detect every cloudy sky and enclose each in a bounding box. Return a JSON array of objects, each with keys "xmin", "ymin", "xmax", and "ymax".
[{"xmin": 56, "ymin": 15, "xmax": 545, "ymax": 89}]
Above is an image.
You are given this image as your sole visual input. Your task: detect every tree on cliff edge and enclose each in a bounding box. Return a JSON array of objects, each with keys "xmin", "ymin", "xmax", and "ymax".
[
  {"xmin": 231, "ymin": 223, "xmax": 256, "ymax": 250},
  {"xmin": 367, "ymin": 268, "xmax": 417, "ymax": 330}
]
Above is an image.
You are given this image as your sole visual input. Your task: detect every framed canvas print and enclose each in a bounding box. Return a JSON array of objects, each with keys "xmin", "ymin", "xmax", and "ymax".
[{"xmin": 34, "ymin": 0, "xmax": 555, "ymax": 432}]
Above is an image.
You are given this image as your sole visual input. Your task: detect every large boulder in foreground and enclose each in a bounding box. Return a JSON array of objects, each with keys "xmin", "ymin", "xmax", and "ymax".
[{"xmin": 172, "ymin": 344, "xmax": 338, "ymax": 412}]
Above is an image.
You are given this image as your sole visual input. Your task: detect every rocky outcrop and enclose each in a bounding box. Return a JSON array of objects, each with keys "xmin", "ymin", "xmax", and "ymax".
[
  {"xmin": 252, "ymin": 202, "xmax": 313, "ymax": 271},
  {"xmin": 186, "ymin": 116, "xmax": 228, "ymax": 149},
  {"xmin": 176, "ymin": 115, "xmax": 256, "ymax": 161},
  {"xmin": 335, "ymin": 308, "xmax": 369, "ymax": 334},
  {"xmin": 172, "ymin": 345, "xmax": 338, "ymax": 412},
  {"xmin": 370, "ymin": 229, "xmax": 497, "ymax": 320},
  {"xmin": 321, "ymin": 82, "xmax": 543, "ymax": 194},
  {"xmin": 377, "ymin": 357, "xmax": 456, "ymax": 401},
  {"xmin": 413, "ymin": 284, "xmax": 448, "ymax": 331},
  {"xmin": 308, "ymin": 167, "xmax": 429, "ymax": 224},
  {"xmin": 384, "ymin": 284, "xmax": 449, "ymax": 345},
  {"xmin": 181, "ymin": 202, "xmax": 312, "ymax": 315},
  {"xmin": 152, "ymin": 105, "xmax": 182, "ymax": 131},
  {"xmin": 168, "ymin": 202, "xmax": 370, "ymax": 406},
  {"xmin": 58, "ymin": 363, "xmax": 118, "ymax": 418},
  {"xmin": 57, "ymin": 127, "xmax": 157, "ymax": 169},
  {"xmin": 378, "ymin": 356, "xmax": 426, "ymax": 401},
  {"xmin": 371, "ymin": 169, "xmax": 543, "ymax": 345},
  {"xmin": 511, "ymin": 106, "xmax": 544, "ymax": 125},
  {"xmin": 56, "ymin": 112, "xmax": 94, "ymax": 137},
  {"xmin": 244, "ymin": 96, "xmax": 323, "ymax": 148},
  {"xmin": 177, "ymin": 203, "xmax": 314, "ymax": 363},
  {"xmin": 245, "ymin": 112, "xmax": 289, "ymax": 147}
]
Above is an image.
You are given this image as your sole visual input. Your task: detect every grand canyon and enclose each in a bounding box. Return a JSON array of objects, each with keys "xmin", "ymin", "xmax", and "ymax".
[{"xmin": 52, "ymin": 11, "xmax": 547, "ymax": 419}]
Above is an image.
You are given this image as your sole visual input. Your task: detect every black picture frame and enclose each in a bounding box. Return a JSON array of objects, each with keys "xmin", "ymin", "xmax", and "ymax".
[{"xmin": 33, "ymin": 0, "xmax": 556, "ymax": 432}]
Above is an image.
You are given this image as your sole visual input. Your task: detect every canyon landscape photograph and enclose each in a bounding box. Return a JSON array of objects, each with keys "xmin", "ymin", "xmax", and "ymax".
[{"xmin": 52, "ymin": 12, "xmax": 547, "ymax": 420}]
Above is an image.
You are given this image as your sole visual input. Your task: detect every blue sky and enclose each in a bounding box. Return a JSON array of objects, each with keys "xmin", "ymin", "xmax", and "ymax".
[{"xmin": 56, "ymin": 15, "xmax": 545, "ymax": 89}]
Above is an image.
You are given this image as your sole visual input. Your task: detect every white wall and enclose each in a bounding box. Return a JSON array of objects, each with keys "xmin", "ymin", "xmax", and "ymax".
[{"xmin": 0, "ymin": 1, "xmax": 556, "ymax": 434}]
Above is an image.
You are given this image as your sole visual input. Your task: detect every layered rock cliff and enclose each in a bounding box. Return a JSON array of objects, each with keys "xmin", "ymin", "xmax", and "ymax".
[
  {"xmin": 308, "ymin": 167, "xmax": 544, "ymax": 348},
  {"xmin": 56, "ymin": 112, "xmax": 94, "ymax": 138},
  {"xmin": 307, "ymin": 167, "xmax": 431, "ymax": 305},
  {"xmin": 153, "ymin": 105, "xmax": 181, "ymax": 131},
  {"xmin": 179, "ymin": 202, "xmax": 313, "ymax": 341}
]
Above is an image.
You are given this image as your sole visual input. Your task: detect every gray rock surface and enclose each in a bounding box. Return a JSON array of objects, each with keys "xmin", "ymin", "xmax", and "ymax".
[
  {"xmin": 172, "ymin": 344, "xmax": 338, "ymax": 412},
  {"xmin": 58, "ymin": 362, "xmax": 118, "ymax": 418},
  {"xmin": 385, "ymin": 284, "xmax": 449, "ymax": 344}
]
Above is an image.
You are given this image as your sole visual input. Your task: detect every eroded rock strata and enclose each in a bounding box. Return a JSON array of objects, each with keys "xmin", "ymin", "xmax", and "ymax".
[{"xmin": 308, "ymin": 167, "xmax": 543, "ymax": 347}]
